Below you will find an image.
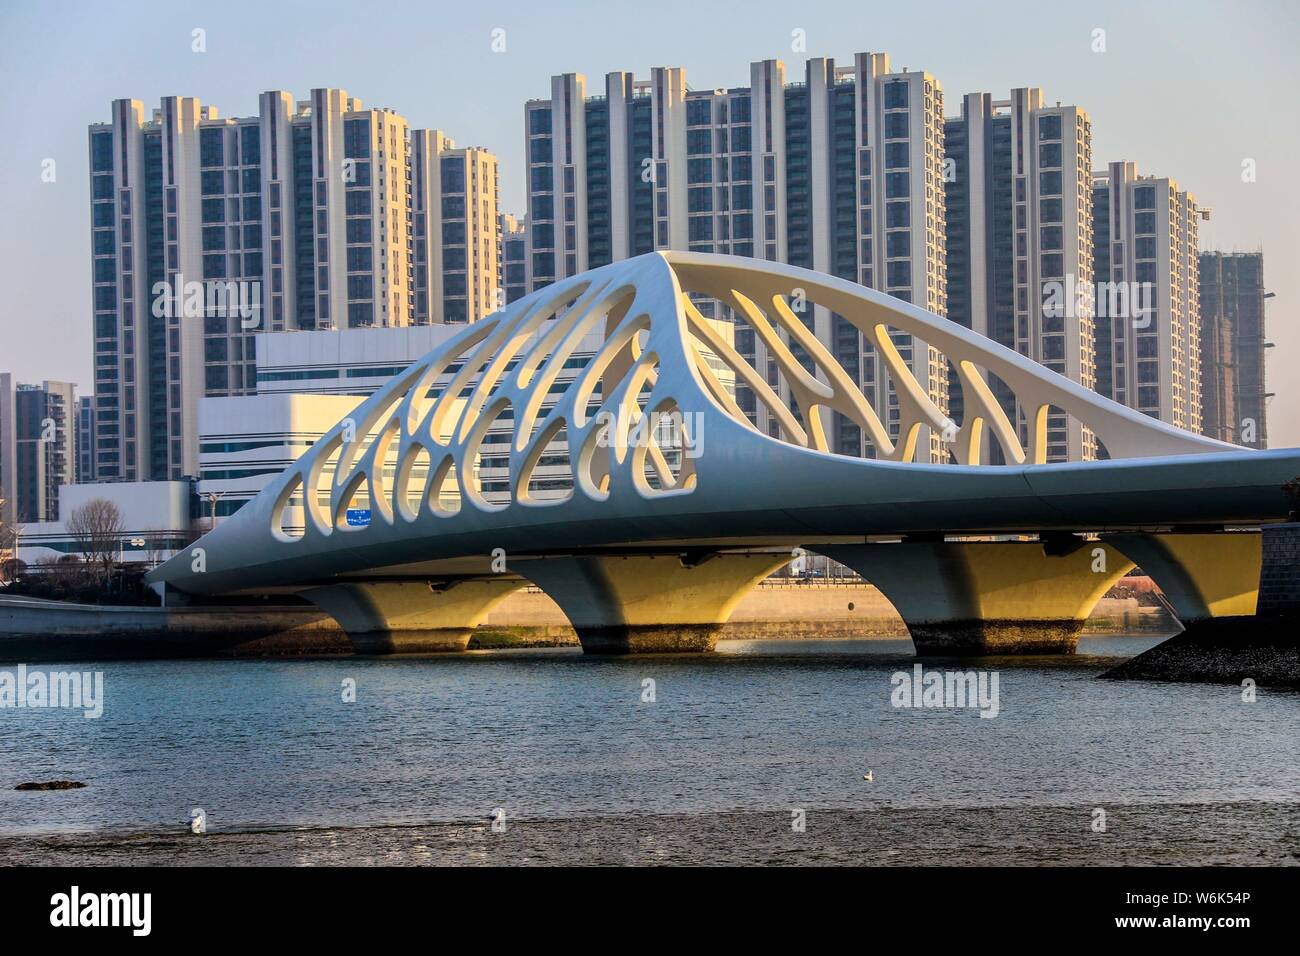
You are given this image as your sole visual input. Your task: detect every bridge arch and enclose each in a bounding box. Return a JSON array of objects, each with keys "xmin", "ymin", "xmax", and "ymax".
[{"xmin": 150, "ymin": 251, "xmax": 1294, "ymax": 659}]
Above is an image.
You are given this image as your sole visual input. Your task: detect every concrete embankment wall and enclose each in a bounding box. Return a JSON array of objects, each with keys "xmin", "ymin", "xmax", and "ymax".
[
  {"xmin": 0, "ymin": 584, "xmax": 1174, "ymax": 661},
  {"xmin": 0, "ymin": 596, "xmax": 348, "ymax": 660}
]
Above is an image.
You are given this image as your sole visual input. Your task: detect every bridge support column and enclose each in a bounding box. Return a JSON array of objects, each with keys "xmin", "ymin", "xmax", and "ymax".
[
  {"xmin": 517, "ymin": 552, "xmax": 791, "ymax": 654},
  {"xmin": 1101, "ymin": 531, "xmax": 1299, "ymax": 685},
  {"xmin": 820, "ymin": 541, "xmax": 1134, "ymax": 655},
  {"xmin": 301, "ymin": 579, "xmax": 522, "ymax": 654}
]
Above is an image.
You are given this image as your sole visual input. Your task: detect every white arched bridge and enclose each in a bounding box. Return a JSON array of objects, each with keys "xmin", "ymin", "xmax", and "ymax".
[{"xmin": 150, "ymin": 253, "xmax": 1300, "ymax": 656}]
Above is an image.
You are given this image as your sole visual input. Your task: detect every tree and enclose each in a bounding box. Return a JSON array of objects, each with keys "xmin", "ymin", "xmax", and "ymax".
[
  {"xmin": 142, "ymin": 530, "xmax": 171, "ymax": 568},
  {"xmin": 66, "ymin": 498, "xmax": 126, "ymax": 578},
  {"xmin": 0, "ymin": 487, "xmax": 15, "ymax": 583}
]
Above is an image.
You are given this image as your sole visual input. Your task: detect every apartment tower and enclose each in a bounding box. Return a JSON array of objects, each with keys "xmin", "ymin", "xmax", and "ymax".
[
  {"xmin": 945, "ymin": 89, "xmax": 1096, "ymax": 461},
  {"xmin": 524, "ymin": 54, "xmax": 949, "ymax": 461},
  {"xmin": 88, "ymin": 90, "xmax": 498, "ymax": 480},
  {"xmin": 1092, "ymin": 161, "xmax": 1205, "ymax": 436}
]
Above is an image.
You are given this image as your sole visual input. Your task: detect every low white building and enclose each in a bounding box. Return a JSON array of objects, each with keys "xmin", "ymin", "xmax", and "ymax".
[
  {"xmin": 14, "ymin": 481, "xmax": 191, "ymax": 566},
  {"xmin": 197, "ymin": 392, "xmax": 365, "ymax": 530},
  {"xmin": 200, "ymin": 324, "xmax": 593, "ymax": 526},
  {"xmin": 253, "ymin": 325, "xmax": 465, "ymax": 396},
  {"xmin": 198, "ymin": 319, "xmax": 735, "ymax": 528}
]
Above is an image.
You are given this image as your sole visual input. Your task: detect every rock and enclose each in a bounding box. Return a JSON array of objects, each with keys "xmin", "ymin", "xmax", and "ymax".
[
  {"xmin": 13, "ymin": 780, "xmax": 86, "ymax": 791},
  {"xmin": 1100, "ymin": 613, "xmax": 1300, "ymax": 686}
]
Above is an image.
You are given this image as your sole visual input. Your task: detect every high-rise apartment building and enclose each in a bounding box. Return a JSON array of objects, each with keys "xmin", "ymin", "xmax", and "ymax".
[
  {"xmin": 411, "ymin": 132, "xmax": 501, "ymax": 323},
  {"xmin": 1198, "ymin": 251, "xmax": 1268, "ymax": 446},
  {"xmin": 88, "ymin": 90, "xmax": 498, "ymax": 481},
  {"xmin": 1092, "ymin": 161, "xmax": 1205, "ymax": 435},
  {"xmin": 0, "ymin": 375, "xmax": 77, "ymax": 524},
  {"xmin": 76, "ymin": 395, "xmax": 96, "ymax": 484},
  {"xmin": 524, "ymin": 54, "xmax": 949, "ymax": 461},
  {"xmin": 0, "ymin": 375, "xmax": 11, "ymax": 525},
  {"xmin": 500, "ymin": 213, "xmax": 528, "ymax": 304},
  {"xmin": 946, "ymin": 89, "xmax": 1096, "ymax": 461}
]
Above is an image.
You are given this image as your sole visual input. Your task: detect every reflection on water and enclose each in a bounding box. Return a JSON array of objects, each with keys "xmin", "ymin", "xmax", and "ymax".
[{"xmin": 1, "ymin": 637, "xmax": 1297, "ymax": 849}]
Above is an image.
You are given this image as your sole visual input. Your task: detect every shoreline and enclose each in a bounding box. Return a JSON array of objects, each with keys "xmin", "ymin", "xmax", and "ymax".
[{"xmin": 3, "ymin": 800, "xmax": 1296, "ymax": 866}]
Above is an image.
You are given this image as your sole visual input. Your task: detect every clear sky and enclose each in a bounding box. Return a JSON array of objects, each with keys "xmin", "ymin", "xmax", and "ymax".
[{"xmin": 1, "ymin": 0, "xmax": 1296, "ymax": 444}]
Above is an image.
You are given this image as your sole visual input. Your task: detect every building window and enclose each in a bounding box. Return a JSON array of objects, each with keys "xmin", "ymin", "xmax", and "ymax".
[
  {"xmin": 887, "ymin": 260, "xmax": 911, "ymax": 286},
  {"xmin": 199, "ymin": 128, "xmax": 225, "ymax": 168},
  {"xmin": 884, "ymin": 82, "xmax": 909, "ymax": 109},
  {"xmin": 528, "ymin": 109, "xmax": 552, "ymax": 135},
  {"xmin": 886, "ymin": 231, "xmax": 910, "ymax": 258}
]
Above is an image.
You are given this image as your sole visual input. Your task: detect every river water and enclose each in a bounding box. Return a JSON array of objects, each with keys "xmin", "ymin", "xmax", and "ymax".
[{"xmin": 2, "ymin": 636, "xmax": 1298, "ymax": 865}]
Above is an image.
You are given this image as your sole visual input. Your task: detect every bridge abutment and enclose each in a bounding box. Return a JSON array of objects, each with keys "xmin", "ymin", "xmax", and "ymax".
[
  {"xmin": 819, "ymin": 541, "xmax": 1134, "ymax": 655},
  {"xmin": 516, "ymin": 552, "xmax": 791, "ymax": 654},
  {"xmin": 1101, "ymin": 530, "xmax": 1300, "ymax": 685},
  {"xmin": 1106, "ymin": 532, "xmax": 1262, "ymax": 628},
  {"xmin": 301, "ymin": 579, "xmax": 522, "ymax": 654}
]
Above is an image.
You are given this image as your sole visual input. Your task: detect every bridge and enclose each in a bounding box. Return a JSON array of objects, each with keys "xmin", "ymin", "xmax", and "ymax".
[{"xmin": 149, "ymin": 252, "xmax": 1300, "ymax": 658}]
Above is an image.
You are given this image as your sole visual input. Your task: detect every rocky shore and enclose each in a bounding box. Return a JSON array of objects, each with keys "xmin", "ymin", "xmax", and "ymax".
[{"xmin": 1100, "ymin": 614, "xmax": 1300, "ymax": 687}]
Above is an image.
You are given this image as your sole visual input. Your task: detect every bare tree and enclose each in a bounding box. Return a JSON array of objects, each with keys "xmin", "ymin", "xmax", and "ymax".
[
  {"xmin": 0, "ymin": 487, "xmax": 15, "ymax": 583},
  {"xmin": 142, "ymin": 530, "xmax": 170, "ymax": 568},
  {"xmin": 67, "ymin": 498, "xmax": 126, "ymax": 578}
]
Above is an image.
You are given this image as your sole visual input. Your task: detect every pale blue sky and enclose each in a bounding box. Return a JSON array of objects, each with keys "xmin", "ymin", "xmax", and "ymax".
[{"xmin": 2, "ymin": 0, "xmax": 1296, "ymax": 443}]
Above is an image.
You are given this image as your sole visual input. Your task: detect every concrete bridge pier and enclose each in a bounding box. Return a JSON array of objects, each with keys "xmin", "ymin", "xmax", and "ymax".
[
  {"xmin": 301, "ymin": 579, "xmax": 522, "ymax": 653},
  {"xmin": 516, "ymin": 552, "xmax": 792, "ymax": 653},
  {"xmin": 819, "ymin": 540, "xmax": 1134, "ymax": 655},
  {"xmin": 1101, "ymin": 531, "xmax": 1300, "ymax": 684}
]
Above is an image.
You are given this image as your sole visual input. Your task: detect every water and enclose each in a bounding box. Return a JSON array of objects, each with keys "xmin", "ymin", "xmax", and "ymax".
[{"xmin": 2, "ymin": 636, "xmax": 1298, "ymax": 864}]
